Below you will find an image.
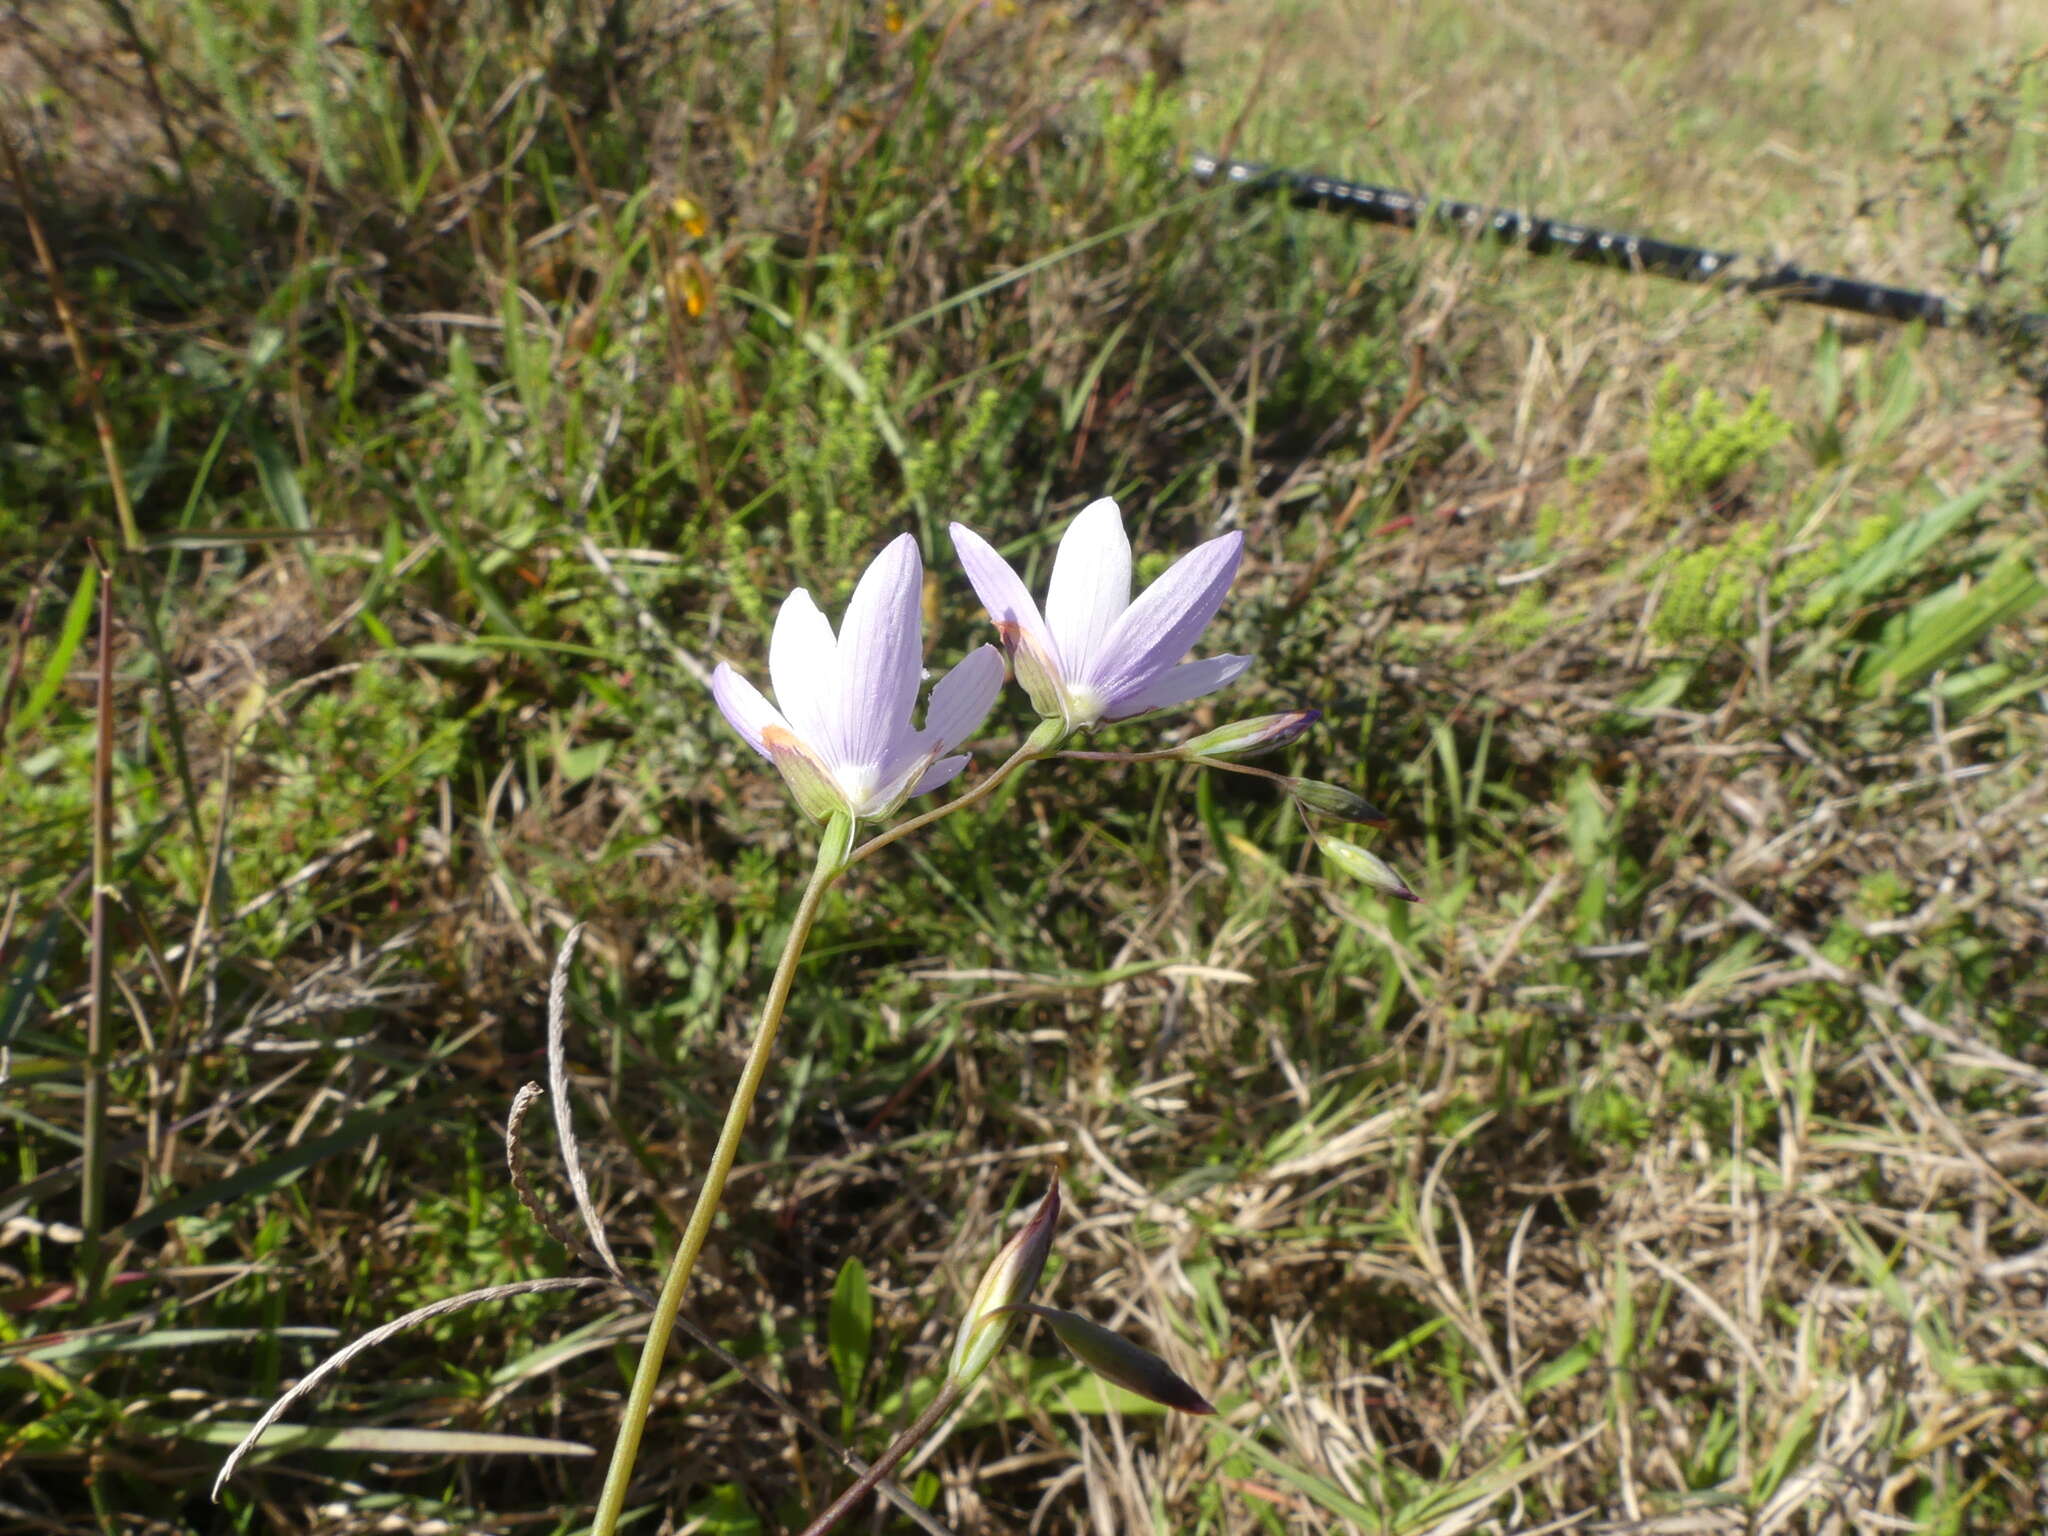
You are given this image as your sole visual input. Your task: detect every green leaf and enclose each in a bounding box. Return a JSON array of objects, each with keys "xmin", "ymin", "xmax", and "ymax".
[
  {"xmin": 1523, "ymin": 1335, "xmax": 1601, "ymax": 1397},
  {"xmin": 19, "ymin": 1327, "xmax": 336, "ymax": 1364},
  {"xmin": 1854, "ymin": 550, "xmax": 2045, "ymax": 694},
  {"xmin": 828, "ymin": 1256, "xmax": 873, "ymax": 1431},
  {"xmin": 247, "ymin": 420, "xmax": 312, "ymax": 531},
  {"xmin": 8, "ymin": 560, "xmax": 98, "ymax": 743},
  {"xmin": 1822, "ymin": 479, "xmax": 2000, "ymax": 607}
]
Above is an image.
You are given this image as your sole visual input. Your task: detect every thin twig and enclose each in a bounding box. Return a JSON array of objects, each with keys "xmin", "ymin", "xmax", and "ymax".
[
  {"xmin": 0, "ymin": 128, "xmax": 141, "ymax": 554},
  {"xmin": 1, "ymin": 119, "xmax": 208, "ymax": 854},
  {"xmin": 94, "ymin": 0, "xmax": 195, "ymax": 211},
  {"xmin": 211, "ymin": 1277, "xmax": 609, "ymax": 1497},
  {"xmin": 0, "ymin": 568, "xmax": 47, "ymax": 742}
]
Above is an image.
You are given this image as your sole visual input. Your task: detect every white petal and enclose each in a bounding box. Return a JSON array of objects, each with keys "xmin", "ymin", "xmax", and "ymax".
[
  {"xmin": 908, "ymin": 753, "xmax": 971, "ymax": 798},
  {"xmin": 1101, "ymin": 654, "xmax": 1253, "ymax": 720},
  {"xmin": 710, "ymin": 662, "xmax": 788, "ymax": 759},
  {"xmin": 832, "ymin": 533, "xmax": 925, "ymax": 770},
  {"xmin": 1042, "ymin": 498, "xmax": 1130, "ymax": 679},
  {"xmin": 1087, "ymin": 531, "xmax": 1244, "ymax": 705},
  {"xmin": 769, "ymin": 588, "xmax": 840, "ymax": 765},
  {"xmin": 949, "ymin": 522, "xmax": 1061, "ymax": 674},
  {"xmin": 922, "ymin": 645, "xmax": 1005, "ymax": 752}
]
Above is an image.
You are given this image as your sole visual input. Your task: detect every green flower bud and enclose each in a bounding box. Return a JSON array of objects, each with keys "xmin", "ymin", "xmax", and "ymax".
[
  {"xmin": 997, "ymin": 622, "xmax": 1068, "ymax": 724},
  {"xmin": 1319, "ymin": 837, "xmax": 1417, "ymax": 901},
  {"xmin": 1179, "ymin": 709, "xmax": 1320, "ymax": 761},
  {"xmin": 1288, "ymin": 778, "xmax": 1388, "ymax": 824},
  {"xmin": 947, "ymin": 1182, "xmax": 1060, "ymax": 1389}
]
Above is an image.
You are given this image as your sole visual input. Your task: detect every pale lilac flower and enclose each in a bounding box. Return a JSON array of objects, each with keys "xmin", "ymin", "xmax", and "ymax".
[
  {"xmin": 949, "ymin": 497, "xmax": 1250, "ymax": 735},
  {"xmin": 712, "ymin": 533, "xmax": 1004, "ymax": 822}
]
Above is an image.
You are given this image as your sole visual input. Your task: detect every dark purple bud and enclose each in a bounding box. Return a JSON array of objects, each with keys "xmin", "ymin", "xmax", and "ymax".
[{"xmin": 1006, "ymin": 1304, "xmax": 1216, "ymax": 1415}]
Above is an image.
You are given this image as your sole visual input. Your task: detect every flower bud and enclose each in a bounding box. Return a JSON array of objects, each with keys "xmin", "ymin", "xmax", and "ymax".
[
  {"xmin": 1287, "ymin": 778, "xmax": 1388, "ymax": 824},
  {"xmin": 946, "ymin": 1181, "xmax": 1060, "ymax": 1388},
  {"xmin": 1179, "ymin": 709, "xmax": 1320, "ymax": 761},
  {"xmin": 1005, "ymin": 1304, "xmax": 1215, "ymax": 1415},
  {"xmin": 1319, "ymin": 837, "xmax": 1417, "ymax": 901}
]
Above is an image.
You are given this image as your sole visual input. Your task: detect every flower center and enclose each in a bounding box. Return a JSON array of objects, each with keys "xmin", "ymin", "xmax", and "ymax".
[{"xmin": 1061, "ymin": 682, "xmax": 1105, "ymax": 731}]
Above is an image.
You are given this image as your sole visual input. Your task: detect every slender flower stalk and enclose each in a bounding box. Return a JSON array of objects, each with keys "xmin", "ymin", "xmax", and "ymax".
[
  {"xmin": 587, "ymin": 822, "xmax": 850, "ymax": 1536},
  {"xmin": 951, "ymin": 498, "xmax": 1250, "ymax": 738},
  {"xmin": 848, "ymin": 718, "xmax": 1064, "ymax": 868},
  {"xmin": 795, "ymin": 1381, "xmax": 965, "ymax": 1536}
]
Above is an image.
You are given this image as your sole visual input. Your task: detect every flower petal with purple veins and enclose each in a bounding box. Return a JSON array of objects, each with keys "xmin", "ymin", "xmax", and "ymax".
[
  {"xmin": 1103, "ymin": 653, "xmax": 1253, "ymax": 721},
  {"xmin": 831, "ymin": 533, "xmax": 925, "ymax": 770},
  {"xmin": 1042, "ymin": 498, "xmax": 1131, "ymax": 679},
  {"xmin": 1086, "ymin": 531, "xmax": 1244, "ymax": 706},
  {"xmin": 950, "ymin": 523, "xmax": 1056, "ymax": 664},
  {"xmin": 908, "ymin": 753, "xmax": 972, "ymax": 798},
  {"xmin": 923, "ymin": 645, "xmax": 1006, "ymax": 748}
]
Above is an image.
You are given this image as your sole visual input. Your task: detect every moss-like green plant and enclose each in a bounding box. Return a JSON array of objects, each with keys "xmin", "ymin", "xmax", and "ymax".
[{"xmin": 1647, "ymin": 369, "xmax": 1791, "ymax": 506}]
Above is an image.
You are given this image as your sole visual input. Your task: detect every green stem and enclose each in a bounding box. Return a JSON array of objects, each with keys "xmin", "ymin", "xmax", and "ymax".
[
  {"xmin": 848, "ymin": 719, "xmax": 1063, "ymax": 869},
  {"xmin": 587, "ymin": 824, "xmax": 848, "ymax": 1536},
  {"xmin": 81, "ymin": 546, "xmax": 114, "ymax": 1307},
  {"xmin": 1053, "ymin": 746, "xmax": 1183, "ymax": 763},
  {"xmin": 796, "ymin": 1382, "xmax": 965, "ymax": 1536}
]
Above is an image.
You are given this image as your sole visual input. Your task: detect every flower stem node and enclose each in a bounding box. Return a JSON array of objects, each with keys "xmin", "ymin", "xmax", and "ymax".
[
  {"xmin": 946, "ymin": 1181, "xmax": 1060, "ymax": 1390},
  {"xmin": 951, "ymin": 498, "xmax": 1251, "ymax": 737},
  {"xmin": 712, "ymin": 533, "xmax": 1005, "ymax": 824},
  {"xmin": 1180, "ymin": 709, "xmax": 1321, "ymax": 761}
]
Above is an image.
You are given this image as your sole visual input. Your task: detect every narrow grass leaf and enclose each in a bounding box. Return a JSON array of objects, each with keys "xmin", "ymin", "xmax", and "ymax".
[
  {"xmin": 247, "ymin": 421, "xmax": 311, "ymax": 531},
  {"xmin": 110, "ymin": 1110, "xmax": 413, "ymax": 1244},
  {"xmin": 177, "ymin": 1422, "xmax": 592, "ymax": 1458},
  {"xmin": 8, "ymin": 561, "xmax": 97, "ymax": 742},
  {"xmin": 1854, "ymin": 551, "xmax": 2045, "ymax": 693},
  {"xmin": 21, "ymin": 1327, "xmax": 336, "ymax": 1364}
]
